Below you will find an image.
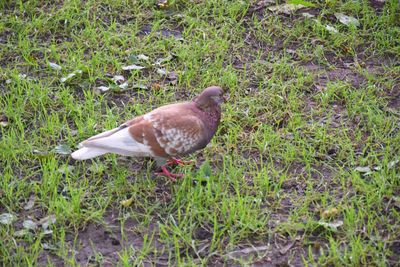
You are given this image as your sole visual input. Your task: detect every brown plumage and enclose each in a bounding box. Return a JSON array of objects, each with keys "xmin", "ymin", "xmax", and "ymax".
[{"xmin": 71, "ymin": 86, "xmax": 224, "ymax": 176}]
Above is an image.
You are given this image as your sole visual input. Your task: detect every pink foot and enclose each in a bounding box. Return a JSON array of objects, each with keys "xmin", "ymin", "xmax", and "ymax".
[
  {"xmin": 167, "ymin": 157, "xmax": 195, "ymax": 167},
  {"xmin": 155, "ymin": 166, "xmax": 184, "ymax": 182}
]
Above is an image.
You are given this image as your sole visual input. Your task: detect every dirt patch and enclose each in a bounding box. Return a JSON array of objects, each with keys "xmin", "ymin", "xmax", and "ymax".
[
  {"xmin": 138, "ymin": 24, "xmax": 183, "ymax": 40},
  {"xmin": 73, "ymin": 213, "xmax": 140, "ymax": 265},
  {"xmin": 387, "ymin": 83, "xmax": 400, "ymax": 109},
  {"xmin": 302, "ymin": 63, "xmax": 366, "ymax": 88},
  {"xmin": 368, "ymin": 0, "xmax": 387, "ymax": 12},
  {"xmin": 214, "ymin": 237, "xmax": 307, "ymax": 267},
  {"xmin": 38, "ymin": 208, "xmax": 166, "ymax": 266}
]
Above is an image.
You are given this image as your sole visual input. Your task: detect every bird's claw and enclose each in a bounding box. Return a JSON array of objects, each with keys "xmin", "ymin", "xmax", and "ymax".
[{"xmin": 155, "ymin": 166, "xmax": 184, "ymax": 182}]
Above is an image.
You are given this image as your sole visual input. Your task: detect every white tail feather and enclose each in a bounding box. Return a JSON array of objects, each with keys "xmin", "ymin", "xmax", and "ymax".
[
  {"xmin": 82, "ymin": 127, "xmax": 153, "ymax": 157},
  {"xmin": 71, "ymin": 127, "xmax": 154, "ymax": 160},
  {"xmin": 71, "ymin": 147, "xmax": 108, "ymax": 160}
]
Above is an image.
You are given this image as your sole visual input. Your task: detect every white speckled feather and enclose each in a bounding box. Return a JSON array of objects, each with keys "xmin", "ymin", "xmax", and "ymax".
[{"xmin": 144, "ymin": 110, "xmax": 204, "ymax": 155}]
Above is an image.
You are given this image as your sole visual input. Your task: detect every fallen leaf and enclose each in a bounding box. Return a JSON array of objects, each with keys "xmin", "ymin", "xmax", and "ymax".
[
  {"xmin": 321, "ymin": 208, "xmax": 339, "ymax": 219},
  {"xmin": 112, "ymin": 75, "xmax": 125, "ymax": 83},
  {"xmin": 374, "ymin": 165, "xmax": 382, "ymax": 171},
  {"xmin": 157, "ymin": 68, "xmax": 167, "ymax": 76},
  {"xmin": 40, "ymin": 215, "xmax": 56, "ymax": 230},
  {"xmin": 62, "ymin": 71, "xmax": 80, "ymax": 81},
  {"xmin": 0, "ymin": 213, "xmax": 16, "ymax": 225},
  {"xmin": 128, "ymin": 54, "xmax": 150, "ymax": 63},
  {"xmin": 24, "ymin": 195, "xmax": 35, "ymax": 210},
  {"xmin": 155, "ymin": 54, "xmax": 173, "ymax": 65},
  {"xmin": 54, "ymin": 144, "xmax": 71, "ymax": 155},
  {"xmin": 137, "ymin": 54, "xmax": 149, "ymax": 61},
  {"xmin": 43, "ymin": 229, "xmax": 53, "ymax": 235},
  {"xmin": 268, "ymin": 4, "xmax": 305, "ymax": 14},
  {"xmin": 131, "ymin": 83, "xmax": 148, "ymax": 90},
  {"xmin": 42, "ymin": 243, "xmax": 57, "ymax": 250},
  {"xmin": 374, "ymin": 159, "xmax": 400, "ymax": 171},
  {"xmin": 14, "ymin": 229, "xmax": 30, "ymax": 237},
  {"xmin": 49, "ymin": 62, "xmax": 62, "ymax": 71},
  {"xmin": 157, "ymin": 68, "xmax": 177, "ymax": 84},
  {"xmin": 227, "ymin": 245, "xmax": 270, "ymax": 258},
  {"xmin": 120, "ymin": 197, "xmax": 134, "ymax": 207},
  {"xmin": 119, "ymin": 82, "xmax": 129, "ymax": 90},
  {"xmin": 61, "ymin": 70, "xmax": 82, "ymax": 83},
  {"xmin": 325, "ymin": 25, "xmax": 338, "ymax": 33},
  {"xmin": 302, "ymin": 12, "xmax": 315, "ymax": 18},
  {"xmin": 388, "ymin": 160, "xmax": 399, "ymax": 169},
  {"xmin": 122, "ymin": 64, "xmax": 145, "ymax": 71},
  {"xmin": 318, "ymin": 220, "xmax": 343, "ymax": 231},
  {"xmin": 97, "ymin": 86, "xmax": 110, "ymax": 92},
  {"xmin": 355, "ymin": 166, "xmax": 371, "ymax": 173},
  {"xmin": 32, "ymin": 149, "xmax": 50, "ymax": 156},
  {"xmin": 23, "ymin": 219, "xmax": 38, "ymax": 230},
  {"xmin": 335, "ymin": 13, "xmax": 360, "ymax": 27}
]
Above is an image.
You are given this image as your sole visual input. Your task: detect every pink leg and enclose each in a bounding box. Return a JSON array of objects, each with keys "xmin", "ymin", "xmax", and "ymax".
[
  {"xmin": 167, "ymin": 157, "xmax": 195, "ymax": 166},
  {"xmin": 155, "ymin": 166, "xmax": 184, "ymax": 182}
]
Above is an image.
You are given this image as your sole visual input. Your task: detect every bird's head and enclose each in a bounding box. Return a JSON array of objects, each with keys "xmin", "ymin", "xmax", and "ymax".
[{"xmin": 194, "ymin": 86, "xmax": 225, "ymax": 110}]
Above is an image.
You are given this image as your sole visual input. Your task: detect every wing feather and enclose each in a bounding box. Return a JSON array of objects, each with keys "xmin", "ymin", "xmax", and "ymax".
[{"xmin": 145, "ymin": 106, "xmax": 207, "ymax": 156}]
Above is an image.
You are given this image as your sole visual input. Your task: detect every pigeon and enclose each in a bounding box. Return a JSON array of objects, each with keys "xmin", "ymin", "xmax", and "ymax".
[{"xmin": 71, "ymin": 86, "xmax": 225, "ymax": 180}]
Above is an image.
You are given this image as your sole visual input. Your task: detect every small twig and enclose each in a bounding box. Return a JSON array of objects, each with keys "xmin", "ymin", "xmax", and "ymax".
[
  {"xmin": 247, "ymin": 0, "xmax": 275, "ymax": 16},
  {"xmin": 279, "ymin": 240, "xmax": 296, "ymax": 255},
  {"xmin": 248, "ymin": 5, "xmax": 267, "ymax": 15},
  {"xmin": 227, "ymin": 245, "xmax": 270, "ymax": 258}
]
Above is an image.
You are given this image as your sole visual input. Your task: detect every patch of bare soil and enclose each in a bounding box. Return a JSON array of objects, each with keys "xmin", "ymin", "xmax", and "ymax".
[
  {"xmin": 387, "ymin": 84, "xmax": 400, "ymax": 109},
  {"xmin": 301, "ymin": 62, "xmax": 378, "ymax": 88},
  {"xmin": 209, "ymin": 235, "xmax": 307, "ymax": 267},
  {"xmin": 38, "ymin": 209, "xmax": 167, "ymax": 266},
  {"xmin": 319, "ymin": 67, "xmax": 365, "ymax": 88},
  {"xmin": 369, "ymin": 0, "xmax": 387, "ymax": 12}
]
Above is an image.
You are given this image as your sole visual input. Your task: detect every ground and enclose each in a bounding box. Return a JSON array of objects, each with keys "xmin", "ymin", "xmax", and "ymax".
[{"xmin": 0, "ymin": 0, "xmax": 399, "ymax": 266}]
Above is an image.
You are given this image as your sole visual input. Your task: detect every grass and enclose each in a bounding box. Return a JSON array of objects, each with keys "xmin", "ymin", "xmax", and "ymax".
[{"xmin": 0, "ymin": 0, "xmax": 399, "ymax": 265}]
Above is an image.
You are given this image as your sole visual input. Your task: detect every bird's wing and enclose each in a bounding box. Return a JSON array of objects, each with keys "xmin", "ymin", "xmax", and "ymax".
[
  {"xmin": 140, "ymin": 104, "xmax": 208, "ymax": 156},
  {"xmin": 83, "ymin": 117, "xmax": 142, "ymax": 142}
]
